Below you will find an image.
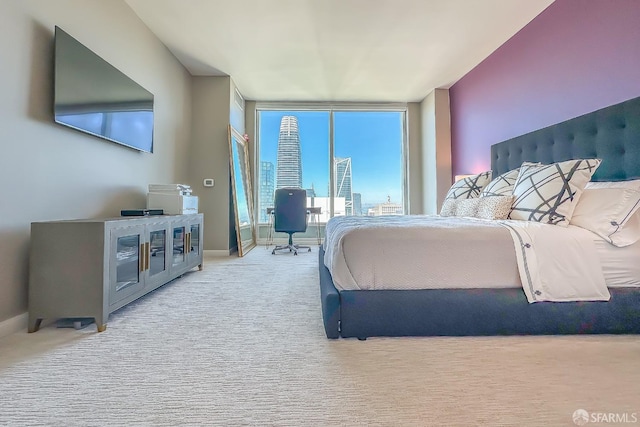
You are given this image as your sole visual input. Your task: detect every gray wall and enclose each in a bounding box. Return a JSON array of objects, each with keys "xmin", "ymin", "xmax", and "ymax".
[
  {"xmin": 189, "ymin": 77, "xmax": 233, "ymax": 252},
  {"xmin": 0, "ymin": 0, "xmax": 193, "ymax": 323}
]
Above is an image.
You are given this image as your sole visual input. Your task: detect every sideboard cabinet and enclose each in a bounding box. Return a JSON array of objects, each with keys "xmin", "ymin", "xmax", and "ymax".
[{"xmin": 28, "ymin": 213, "xmax": 203, "ymax": 332}]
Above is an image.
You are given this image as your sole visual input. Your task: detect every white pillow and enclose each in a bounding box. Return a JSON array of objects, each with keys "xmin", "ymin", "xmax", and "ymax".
[
  {"xmin": 480, "ymin": 168, "xmax": 520, "ymax": 197},
  {"xmin": 443, "ymin": 171, "xmax": 492, "ymax": 202},
  {"xmin": 586, "ymin": 179, "xmax": 640, "ymax": 190},
  {"xmin": 509, "ymin": 159, "xmax": 601, "ymax": 226},
  {"xmin": 570, "ymin": 187, "xmax": 640, "ymax": 247}
]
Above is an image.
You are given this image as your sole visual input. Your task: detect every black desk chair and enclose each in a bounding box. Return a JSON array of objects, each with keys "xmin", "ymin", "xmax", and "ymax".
[{"xmin": 272, "ymin": 188, "xmax": 311, "ymax": 255}]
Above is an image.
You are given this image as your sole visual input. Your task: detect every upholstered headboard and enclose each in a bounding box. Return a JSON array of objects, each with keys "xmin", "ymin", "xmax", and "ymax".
[{"xmin": 491, "ymin": 96, "xmax": 640, "ymax": 181}]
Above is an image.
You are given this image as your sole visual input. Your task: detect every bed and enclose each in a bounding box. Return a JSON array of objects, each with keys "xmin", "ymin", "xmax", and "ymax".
[{"xmin": 319, "ymin": 96, "xmax": 640, "ymax": 339}]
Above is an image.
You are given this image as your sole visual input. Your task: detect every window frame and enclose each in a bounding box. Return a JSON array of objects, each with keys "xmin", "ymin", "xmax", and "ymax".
[{"xmin": 254, "ymin": 102, "xmax": 409, "ymax": 224}]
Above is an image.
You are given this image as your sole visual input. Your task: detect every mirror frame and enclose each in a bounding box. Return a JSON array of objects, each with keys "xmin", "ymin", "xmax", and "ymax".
[{"xmin": 228, "ymin": 124, "xmax": 256, "ymax": 256}]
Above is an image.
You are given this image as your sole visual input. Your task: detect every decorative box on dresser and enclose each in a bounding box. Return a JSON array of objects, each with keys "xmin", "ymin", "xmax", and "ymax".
[{"xmin": 28, "ymin": 213, "xmax": 203, "ymax": 333}]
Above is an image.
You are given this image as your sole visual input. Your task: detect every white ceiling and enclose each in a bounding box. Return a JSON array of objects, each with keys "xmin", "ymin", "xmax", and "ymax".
[{"xmin": 125, "ymin": 0, "xmax": 554, "ymax": 102}]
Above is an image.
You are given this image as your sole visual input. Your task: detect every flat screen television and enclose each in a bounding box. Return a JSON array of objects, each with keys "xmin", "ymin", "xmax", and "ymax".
[{"xmin": 53, "ymin": 26, "xmax": 154, "ymax": 153}]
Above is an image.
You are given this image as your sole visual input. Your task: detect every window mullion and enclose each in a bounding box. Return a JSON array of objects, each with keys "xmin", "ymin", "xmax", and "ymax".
[{"xmin": 329, "ymin": 109, "xmax": 335, "ymax": 218}]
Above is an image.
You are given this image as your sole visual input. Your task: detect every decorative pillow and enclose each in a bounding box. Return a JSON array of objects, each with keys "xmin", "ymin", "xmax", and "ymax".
[
  {"xmin": 476, "ymin": 196, "xmax": 515, "ymax": 220},
  {"xmin": 439, "ymin": 199, "xmax": 457, "ymax": 216},
  {"xmin": 439, "ymin": 198, "xmax": 480, "ymax": 217},
  {"xmin": 455, "ymin": 198, "xmax": 481, "ymax": 217},
  {"xmin": 570, "ymin": 187, "xmax": 640, "ymax": 247},
  {"xmin": 509, "ymin": 159, "xmax": 601, "ymax": 226},
  {"xmin": 439, "ymin": 196, "xmax": 513, "ymax": 220},
  {"xmin": 480, "ymin": 168, "xmax": 520, "ymax": 197},
  {"xmin": 443, "ymin": 171, "xmax": 492, "ymax": 201}
]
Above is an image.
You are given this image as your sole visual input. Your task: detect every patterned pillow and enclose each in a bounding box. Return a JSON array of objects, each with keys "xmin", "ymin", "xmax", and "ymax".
[
  {"xmin": 439, "ymin": 198, "xmax": 480, "ymax": 217},
  {"xmin": 439, "ymin": 199, "xmax": 457, "ymax": 216},
  {"xmin": 509, "ymin": 159, "xmax": 601, "ymax": 226},
  {"xmin": 443, "ymin": 171, "xmax": 492, "ymax": 201},
  {"xmin": 480, "ymin": 168, "xmax": 521, "ymax": 197},
  {"xmin": 455, "ymin": 198, "xmax": 481, "ymax": 217},
  {"xmin": 476, "ymin": 195, "xmax": 515, "ymax": 220},
  {"xmin": 439, "ymin": 196, "xmax": 513, "ymax": 219}
]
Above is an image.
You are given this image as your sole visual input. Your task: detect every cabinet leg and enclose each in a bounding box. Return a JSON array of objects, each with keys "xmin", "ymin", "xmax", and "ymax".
[
  {"xmin": 96, "ymin": 324, "xmax": 107, "ymax": 332},
  {"xmin": 28, "ymin": 318, "xmax": 43, "ymax": 333},
  {"xmin": 198, "ymin": 263, "xmax": 203, "ymax": 271}
]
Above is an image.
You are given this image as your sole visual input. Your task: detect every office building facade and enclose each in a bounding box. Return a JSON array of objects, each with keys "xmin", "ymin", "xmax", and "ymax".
[
  {"xmin": 334, "ymin": 157, "xmax": 353, "ymax": 216},
  {"xmin": 276, "ymin": 115, "xmax": 302, "ymax": 189},
  {"xmin": 259, "ymin": 161, "xmax": 275, "ymax": 223}
]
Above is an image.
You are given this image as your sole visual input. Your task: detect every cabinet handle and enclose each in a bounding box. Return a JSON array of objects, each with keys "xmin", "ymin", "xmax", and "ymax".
[
  {"xmin": 144, "ymin": 242, "xmax": 150, "ymax": 271},
  {"xmin": 139, "ymin": 243, "xmax": 145, "ymax": 272},
  {"xmin": 187, "ymin": 233, "xmax": 191, "ymax": 254}
]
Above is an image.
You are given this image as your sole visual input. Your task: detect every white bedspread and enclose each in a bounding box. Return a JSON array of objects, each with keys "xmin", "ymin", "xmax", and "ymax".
[
  {"xmin": 323, "ymin": 215, "xmax": 610, "ymax": 303},
  {"xmin": 498, "ymin": 220, "xmax": 610, "ymax": 302}
]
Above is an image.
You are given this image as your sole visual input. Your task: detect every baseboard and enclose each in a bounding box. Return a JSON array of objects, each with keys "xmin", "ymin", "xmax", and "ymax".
[
  {"xmin": 0, "ymin": 312, "xmax": 28, "ymax": 339},
  {"xmin": 204, "ymin": 249, "xmax": 232, "ymax": 257}
]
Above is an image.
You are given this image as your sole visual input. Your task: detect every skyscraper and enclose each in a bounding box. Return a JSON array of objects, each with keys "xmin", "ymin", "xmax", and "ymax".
[
  {"xmin": 334, "ymin": 157, "xmax": 353, "ymax": 216},
  {"xmin": 259, "ymin": 161, "xmax": 275, "ymax": 223},
  {"xmin": 276, "ymin": 116, "xmax": 302, "ymax": 189},
  {"xmin": 352, "ymin": 192, "xmax": 362, "ymax": 216}
]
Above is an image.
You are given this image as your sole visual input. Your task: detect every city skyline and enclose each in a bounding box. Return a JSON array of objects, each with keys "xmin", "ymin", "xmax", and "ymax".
[{"xmin": 259, "ymin": 110, "xmax": 404, "ymax": 206}]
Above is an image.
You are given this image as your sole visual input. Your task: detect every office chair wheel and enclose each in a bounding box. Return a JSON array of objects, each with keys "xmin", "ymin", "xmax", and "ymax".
[
  {"xmin": 271, "ymin": 249, "xmax": 276, "ymax": 255},
  {"xmin": 307, "ymin": 248, "xmax": 311, "ymax": 252}
]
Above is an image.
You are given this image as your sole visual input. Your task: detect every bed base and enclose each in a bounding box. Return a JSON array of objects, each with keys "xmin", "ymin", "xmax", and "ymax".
[{"xmin": 319, "ymin": 247, "xmax": 640, "ymax": 339}]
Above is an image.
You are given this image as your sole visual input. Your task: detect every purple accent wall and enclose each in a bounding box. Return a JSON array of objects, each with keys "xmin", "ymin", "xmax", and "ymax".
[{"xmin": 449, "ymin": 0, "xmax": 640, "ymax": 176}]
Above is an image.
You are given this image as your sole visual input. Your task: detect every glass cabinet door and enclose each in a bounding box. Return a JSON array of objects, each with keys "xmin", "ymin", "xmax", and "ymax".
[
  {"xmin": 189, "ymin": 223, "xmax": 200, "ymax": 256},
  {"xmin": 172, "ymin": 225, "xmax": 186, "ymax": 267},
  {"xmin": 148, "ymin": 228, "xmax": 167, "ymax": 277},
  {"xmin": 115, "ymin": 234, "xmax": 140, "ymax": 292},
  {"xmin": 110, "ymin": 226, "xmax": 145, "ymax": 304},
  {"xmin": 144, "ymin": 223, "xmax": 172, "ymax": 291}
]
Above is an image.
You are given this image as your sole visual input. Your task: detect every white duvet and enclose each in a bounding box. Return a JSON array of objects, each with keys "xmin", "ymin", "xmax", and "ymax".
[{"xmin": 323, "ymin": 215, "xmax": 610, "ymax": 303}]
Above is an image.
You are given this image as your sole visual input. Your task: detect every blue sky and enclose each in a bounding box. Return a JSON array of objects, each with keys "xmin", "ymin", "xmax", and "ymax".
[{"xmin": 258, "ymin": 110, "xmax": 403, "ymax": 205}]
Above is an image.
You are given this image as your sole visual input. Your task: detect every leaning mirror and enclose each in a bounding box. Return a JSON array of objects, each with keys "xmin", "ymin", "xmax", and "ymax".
[{"xmin": 228, "ymin": 125, "xmax": 256, "ymax": 256}]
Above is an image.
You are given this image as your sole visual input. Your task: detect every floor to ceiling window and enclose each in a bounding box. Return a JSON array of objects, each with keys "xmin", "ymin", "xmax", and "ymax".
[
  {"xmin": 257, "ymin": 106, "xmax": 406, "ymax": 224},
  {"xmin": 333, "ymin": 111, "xmax": 404, "ymax": 216}
]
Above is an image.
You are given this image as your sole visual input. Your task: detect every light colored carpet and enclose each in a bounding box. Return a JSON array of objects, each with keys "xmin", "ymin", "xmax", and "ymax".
[{"xmin": 1, "ymin": 246, "xmax": 639, "ymax": 426}]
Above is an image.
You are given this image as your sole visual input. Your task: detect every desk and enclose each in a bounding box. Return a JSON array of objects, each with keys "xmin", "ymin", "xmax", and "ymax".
[{"xmin": 266, "ymin": 207, "xmax": 322, "ymax": 247}]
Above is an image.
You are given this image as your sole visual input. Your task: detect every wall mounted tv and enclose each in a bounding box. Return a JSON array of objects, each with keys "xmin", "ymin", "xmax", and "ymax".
[{"xmin": 54, "ymin": 26, "xmax": 154, "ymax": 153}]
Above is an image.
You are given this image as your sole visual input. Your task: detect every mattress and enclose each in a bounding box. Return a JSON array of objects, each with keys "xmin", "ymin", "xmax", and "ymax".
[
  {"xmin": 324, "ymin": 215, "xmax": 520, "ymax": 291},
  {"xmin": 324, "ymin": 215, "xmax": 639, "ymax": 292}
]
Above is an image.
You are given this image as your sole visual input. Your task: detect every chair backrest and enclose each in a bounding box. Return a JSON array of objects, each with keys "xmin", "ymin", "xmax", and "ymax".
[{"xmin": 273, "ymin": 188, "xmax": 308, "ymax": 233}]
